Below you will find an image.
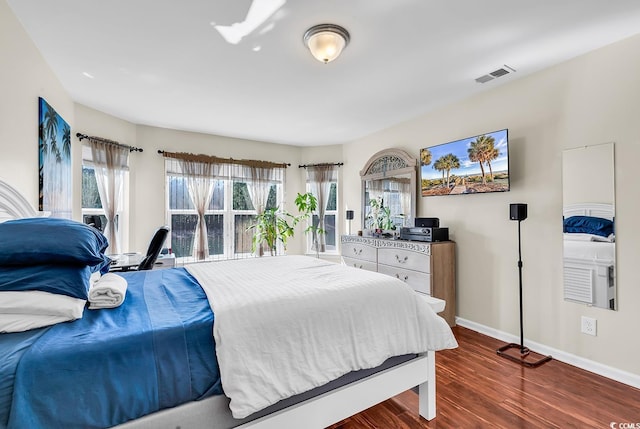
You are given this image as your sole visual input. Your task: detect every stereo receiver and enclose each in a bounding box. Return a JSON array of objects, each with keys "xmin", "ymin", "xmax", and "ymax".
[{"xmin": 399, "ymin": 227, "xmax": 449, "ymax": 242}]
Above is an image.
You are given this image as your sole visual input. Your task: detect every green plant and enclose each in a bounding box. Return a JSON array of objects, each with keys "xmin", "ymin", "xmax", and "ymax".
[
  {"xmin": 366, "ymin": 197, "xmax": 395, "ymax": 231},
  {"xmin": 247, "ymin": 192, "xmax": 327, "ymax": 257},
  {"xmin": 294, "ymin": 192, "xmax": 325, "ymax": 258},
  {"xmin": 247, "ymin": 207, "xmax": 295, "ymax": 256}
]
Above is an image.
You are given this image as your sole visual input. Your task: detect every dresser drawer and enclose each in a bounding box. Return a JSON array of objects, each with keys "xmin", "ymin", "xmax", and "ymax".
[
  {"xmin": 341, "ymin": 242, "xmax": 377, "ymax": 263},
  {"xmin": 342, "ymin": 256, "xmax": 378, "ymax": 272},
  {"xmin": 377, "ymin": 264, "xmax": 431, "ymax": 295},
  {"xmin": 377, "ymin": 247, "xmax": 430, "ymax": 274}
]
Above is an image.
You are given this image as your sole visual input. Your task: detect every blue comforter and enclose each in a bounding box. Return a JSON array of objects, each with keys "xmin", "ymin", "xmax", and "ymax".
[{"xmin": 0, "ymin": 268, "xmax": 222, "ymax": 429}]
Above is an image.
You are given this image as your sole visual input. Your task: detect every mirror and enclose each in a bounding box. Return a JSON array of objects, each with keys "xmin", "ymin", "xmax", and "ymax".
[
  {"xmin": 360, "ymin": 149, "xmax": 417, "ymax": 232},
  {"xmin": 562, "ymin": 143, "xmax": 616, "ymax": 310}
]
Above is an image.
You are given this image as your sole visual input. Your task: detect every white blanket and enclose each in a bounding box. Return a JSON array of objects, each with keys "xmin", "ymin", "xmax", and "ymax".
[
  {"xmin": 186, "ymin": 255, "xmax": 458, "ymax": 419},
  {"xmin": 88, "ymin": 273, "xmax": 128, "ymax": 309}
]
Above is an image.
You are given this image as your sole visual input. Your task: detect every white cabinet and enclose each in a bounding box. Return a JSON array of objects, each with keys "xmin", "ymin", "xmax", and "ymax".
[{"xmin": 341, "ymin": 236, "xmax": 456, "ymax": 326}]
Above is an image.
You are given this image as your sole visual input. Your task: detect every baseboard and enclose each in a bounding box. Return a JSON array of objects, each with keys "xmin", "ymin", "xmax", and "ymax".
[{"xmin": 456, "ymin": 317, "xmax": 640, "ymax": 390}]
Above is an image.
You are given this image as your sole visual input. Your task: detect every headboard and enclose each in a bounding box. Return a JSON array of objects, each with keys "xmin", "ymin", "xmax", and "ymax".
[
  {"xmin": 0, "ymin": 179, "xmax": 46, "ymax": 222},
  {"xmin": 563, "ymin": 203, "xmax": 614, "ymax": 221}
]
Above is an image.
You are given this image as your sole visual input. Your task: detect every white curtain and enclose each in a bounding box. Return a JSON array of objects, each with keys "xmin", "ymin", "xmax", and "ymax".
[
  {"xmin": 233, "ymin": 164, "xmax": 285, "ymax": 256},
  {"xmin": 245, "ymin": 166, "xmax": 279, "ymax": 216},
  {"xmin": 88, "ymin": 141, "xmax": 128, "ymax": 254},
  {"xmin": 307, "ymin": 165, "xmax": 338, "ymax": 253},
  {"xmin": 399, "ymin": 180, "xmax": 411, "ymax": 226},
  {"xmin": 179, "ymin": 159, "xmax": 220, "ymax": 261},
  {"xmin": 387, "ymin": 178, "xmax": 411, "ymax": 226}
]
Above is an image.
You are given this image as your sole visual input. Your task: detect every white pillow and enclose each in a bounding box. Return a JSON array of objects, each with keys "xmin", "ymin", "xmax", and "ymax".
[
  {"xmin": 0, "ymin": 291, "xmax": 86, "ymax": 333},
  {"xmin": 563, "ymin": 233, "xmax": 614, "ymax": 243},
  {"xmin": 0, "ymin": 290, "xmax": 86, "ymax": 318},
  {"xmin": 0, "ymin": 314, "xmax": 75, "ymax": 333}
]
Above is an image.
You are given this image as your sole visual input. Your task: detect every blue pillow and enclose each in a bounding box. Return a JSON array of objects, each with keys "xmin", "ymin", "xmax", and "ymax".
[
  {"xmin": 0, "ymin": 218, "xmax": 109, "ymax": 267},
  {"xmin": 0, "ymin": 264, "xmax": 93, "ymax": 300},
  {"xmin": 563, "ymin": 216, "xmax": 614, "ymax": 238}
]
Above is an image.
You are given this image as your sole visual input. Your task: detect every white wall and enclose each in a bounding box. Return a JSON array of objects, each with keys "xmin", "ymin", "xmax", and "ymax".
[
  {"xmin": 342, "ymin": 33, "xmax": 640, "ymax": 376},
  {"xmin": 0, "ymin": 0, "xmax": 75, "ymax": 214}
]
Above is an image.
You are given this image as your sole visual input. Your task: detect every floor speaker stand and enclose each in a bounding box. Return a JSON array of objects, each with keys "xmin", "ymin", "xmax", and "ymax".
[{"xmin": 497, "ymin": 218, "xmax": 552, "ymax": 368}]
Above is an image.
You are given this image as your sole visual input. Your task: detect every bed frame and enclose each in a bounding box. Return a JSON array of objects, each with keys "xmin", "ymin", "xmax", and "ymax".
[
  {"xmin": 563, "ymin": 203, "xmax": 615, "ymax": 309},
  {"xmin": 117, "ymin": 353, "xmax": 435, "ymax": 429},
  {"xmin": 0, "ymin": 178, "xmax": 439, "ymax": 428}
]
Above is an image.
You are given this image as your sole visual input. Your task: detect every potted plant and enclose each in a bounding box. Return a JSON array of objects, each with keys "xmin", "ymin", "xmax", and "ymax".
[
  {"xmin": 248, "ymin": 207, "xmax": 295, "ymax": 256},
  {"xmin": 366, "ymin": 197, "xmax": 395, "ymax": 235},
  {"xmin": 247, "ymin": 192, "xmax": 324, "ymax": 257}
]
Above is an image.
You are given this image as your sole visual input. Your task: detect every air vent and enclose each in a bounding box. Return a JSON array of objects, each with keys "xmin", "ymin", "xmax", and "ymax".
[
  {"xmin": 490, "ymin": 68, "xmax": 510, "ymax": 77},
  {"xmin": 475, "ymin": 75, "xmax": 494, "ymax": 84},
  {"xmin": 475, "ymin": 64, "xmax": 516, "ymax": 84}
]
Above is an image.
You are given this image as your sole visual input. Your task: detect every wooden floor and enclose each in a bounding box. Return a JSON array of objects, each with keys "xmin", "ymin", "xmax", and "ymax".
[{"xmin": 328, "ymin": 326, "xmax": 640, "ymax": 428}]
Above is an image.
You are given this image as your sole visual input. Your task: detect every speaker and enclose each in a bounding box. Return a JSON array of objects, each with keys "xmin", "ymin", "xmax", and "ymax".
[
  {"xmin": 346, "ymin": 210, "xmax": 354, "ymax": 220},
  {"xmin": 510, "ymin": 203, "xmax": 528, "ymax": 221},
  {"xmin": 415, "ymin": 217, "xmax": 440, "ymax": 227}
]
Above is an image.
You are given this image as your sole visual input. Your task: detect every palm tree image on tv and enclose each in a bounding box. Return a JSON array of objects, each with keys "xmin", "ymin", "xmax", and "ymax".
[
  {"xmin": 39, "ymin": 97, "xmax": 72, "ymax": 218},
  {"xmin": 420, "ymin": 129, "xmax": 509, "ymax": 196}
]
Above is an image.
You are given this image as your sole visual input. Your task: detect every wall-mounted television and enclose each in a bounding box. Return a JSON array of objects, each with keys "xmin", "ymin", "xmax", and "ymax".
[{"xmin": 420, "ymin": 129, "xmax": 510, "ymax": 197}]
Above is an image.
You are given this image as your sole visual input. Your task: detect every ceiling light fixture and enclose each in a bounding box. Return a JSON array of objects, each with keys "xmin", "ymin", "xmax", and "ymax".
[{"xmin": 303, "ymin": 24, "xmax": 350, "ymax": 64}]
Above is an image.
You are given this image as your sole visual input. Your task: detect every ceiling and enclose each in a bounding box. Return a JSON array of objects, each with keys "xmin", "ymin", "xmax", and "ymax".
[{"xmin": 8, "ymin": 0, "xmax": 640, "ymax": 146}]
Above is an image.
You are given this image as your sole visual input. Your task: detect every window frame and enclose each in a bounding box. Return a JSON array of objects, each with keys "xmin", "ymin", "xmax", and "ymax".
[{"xmin": 305, "ymin": 181, "xmax": 339, "ymax": 255}]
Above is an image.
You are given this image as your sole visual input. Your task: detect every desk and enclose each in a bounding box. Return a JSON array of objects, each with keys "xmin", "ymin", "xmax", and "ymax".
[{"xmin": 108, "ymin": 253, "xmax": 144, "ymax": 272}]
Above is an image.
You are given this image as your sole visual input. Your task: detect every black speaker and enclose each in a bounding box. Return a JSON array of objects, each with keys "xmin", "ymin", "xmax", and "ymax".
[
  {"xmin": 415, "ymin": 217, "xmax": 440, "ymax": 227},
  {"xmin": 346, "ymin": 210, "xmax": 354, "ymax": 220},
  {"xmin": 510, "ymin": 203, "xmax": 528, "ymax": 221}
]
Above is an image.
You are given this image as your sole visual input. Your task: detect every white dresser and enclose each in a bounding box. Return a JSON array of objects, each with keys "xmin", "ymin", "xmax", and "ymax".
[{"xmin": 341, "ymin": 235, "xmax": 456, "ymax": 326}]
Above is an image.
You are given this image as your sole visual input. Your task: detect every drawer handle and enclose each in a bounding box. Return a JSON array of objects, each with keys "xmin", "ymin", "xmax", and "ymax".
[
  {"xmin": 395, "ymin": 273, "xmax": 409, "ymax": 282},
  {"xmin": 395, "ymin": 254, "xmax": 408, "ymax": 264},
  {"xmin": 354, "ymin": 263, "xmax": 363, "ymax": 269},
  {"xmin": 353, "ymin": 248, "xmax": 363, "ymax": 256}
]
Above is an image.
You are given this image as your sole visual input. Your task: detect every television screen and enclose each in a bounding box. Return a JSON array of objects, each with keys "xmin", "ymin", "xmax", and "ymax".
[{"xmin": 420, "ymin": 129, "xmax": 509, "ymax": 196}]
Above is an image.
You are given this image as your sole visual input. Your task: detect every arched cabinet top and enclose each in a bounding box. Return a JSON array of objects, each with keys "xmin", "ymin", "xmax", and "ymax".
[
  {"xmin": 359, "ymin": 149, "xmax": 417, "ymax": 230},
  {"xmin": 360, "ymin": 148, "xmax": 417, "ymax": 180}
]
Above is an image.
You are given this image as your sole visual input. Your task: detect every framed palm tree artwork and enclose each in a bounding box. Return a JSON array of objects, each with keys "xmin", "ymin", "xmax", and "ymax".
[
  {"xmin": 38, "ymin": 97, "xmax": 72, "ymax": 218},
  {"xmin": 420, "ymin": 129, "xmax": 510, "ymax": 197}
]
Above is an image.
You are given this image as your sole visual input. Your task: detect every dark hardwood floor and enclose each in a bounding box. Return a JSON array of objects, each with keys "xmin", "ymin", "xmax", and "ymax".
[{"xmin": 328, "ymin": 326, "xmax": 640, "ymax": 428}]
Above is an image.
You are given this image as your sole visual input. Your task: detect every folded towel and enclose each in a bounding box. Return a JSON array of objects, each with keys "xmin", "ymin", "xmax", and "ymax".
[{"xmin": 88, "ymin": 273, "xmax": 127, "ymax": 309}]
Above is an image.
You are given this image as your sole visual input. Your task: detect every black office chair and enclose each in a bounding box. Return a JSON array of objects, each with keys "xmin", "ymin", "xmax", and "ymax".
[
  {"xmin": 137, "ymin": 226, "xmax": 170, "ymax": 271},
  {"xmin": 83, "ymin": 215, "xmax": 103, "ymax": 232}
]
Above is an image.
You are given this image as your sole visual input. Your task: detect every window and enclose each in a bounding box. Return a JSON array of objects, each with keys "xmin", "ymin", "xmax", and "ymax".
[
  {"xmin": 165, "ymin": 158, "xmax": 284, "ymax": 263},
  {"xmin": 167, "ymin": 176, "xmax": 225, "ymax": 258},
  {"xmin": 305, "ymin": 165, "xmax": 339, "ymax": 255},
  {"xmin": 308, "ymin": 182, "xmax": 338, "ymax": 253},
  {"xmin": 82, "ymin": 166, "xmax": 107, "ymax": 230}
]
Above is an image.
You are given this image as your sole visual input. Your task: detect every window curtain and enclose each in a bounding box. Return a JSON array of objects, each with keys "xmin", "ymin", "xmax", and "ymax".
[
  {"xmin": 232, "ymin": 163, "xmax": 285, "ymax": 256},
  {"xmin": 387, "ymin": 178, "xmax": 412, "ymax": 226},
  {"xmin": 307, "ymin": 165, "xmax": 338, "ymax": 253},
  {"xmin": 399, "ymin": 180, "xmax": 411, "ymax": 226},
  {"xmin": 179, "ymin": 159, "xmax": 222, "ymax": 261},
  {"xmin": 88, "ymin": 141, "xmax": 128, "ymax": 254}
]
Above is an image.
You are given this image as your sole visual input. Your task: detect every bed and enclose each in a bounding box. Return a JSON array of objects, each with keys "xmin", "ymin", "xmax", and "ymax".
[
  {"xmin": 0, "ymin": 178, "xmax": 457, "ymax": 429},
  {"xmin": 562, "ymin": 203, "xmax": 616, "ymax": 309}
]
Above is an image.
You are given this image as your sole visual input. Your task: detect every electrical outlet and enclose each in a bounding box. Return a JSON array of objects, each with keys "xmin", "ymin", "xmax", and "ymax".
[{"xmin": 581, "ymin": 316, "xmax": 597, "ymax": 336}]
